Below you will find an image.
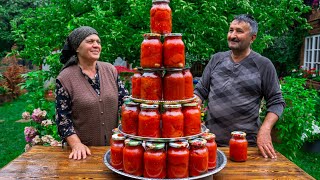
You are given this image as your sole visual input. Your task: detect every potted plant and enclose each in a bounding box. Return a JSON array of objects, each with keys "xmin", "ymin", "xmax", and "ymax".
[{"xmin": 44, "ymin": 83, "xmax": 55, "ymax": 101}]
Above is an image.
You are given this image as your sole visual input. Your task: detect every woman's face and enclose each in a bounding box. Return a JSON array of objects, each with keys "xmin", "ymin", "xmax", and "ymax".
[{"xmin": 77, "ymin": 34, "xmax": 101, "ymax": 62}]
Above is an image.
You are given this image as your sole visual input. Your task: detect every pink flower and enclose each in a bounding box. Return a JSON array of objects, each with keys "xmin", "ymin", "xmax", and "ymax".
[
  {"xmin": 31, "ymin": 108, "xmax": 47, "ymax": 123},
  {"xmin": 24, "ymin": 126, "xmax": 37, "ymax": 143},
  {"xmin": 22, "ymin": 112, "xmax": 30, "ymax": 120}
]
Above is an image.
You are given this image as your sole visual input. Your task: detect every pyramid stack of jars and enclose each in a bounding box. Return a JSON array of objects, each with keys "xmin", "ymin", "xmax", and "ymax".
[{"xmin": 109, "ymin": 0, "xmax": 218, "ymax": 179}]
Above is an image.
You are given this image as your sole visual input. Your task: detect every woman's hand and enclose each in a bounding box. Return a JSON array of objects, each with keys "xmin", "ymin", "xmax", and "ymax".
[{"xmin": 66, "ymin": 134, "xmax": 92, "ymax": 160}]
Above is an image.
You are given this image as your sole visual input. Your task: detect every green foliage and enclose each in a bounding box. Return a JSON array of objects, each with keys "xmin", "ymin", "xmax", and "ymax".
[{"xmin": 275, "ymin": 77, "xmax": 319, "ymax": 159}]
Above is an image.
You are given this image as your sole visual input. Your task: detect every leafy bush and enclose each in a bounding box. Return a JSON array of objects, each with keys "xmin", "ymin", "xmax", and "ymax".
[{"xmin": 275, "ymin": 77, "xmax": 319, "ymax": 159}]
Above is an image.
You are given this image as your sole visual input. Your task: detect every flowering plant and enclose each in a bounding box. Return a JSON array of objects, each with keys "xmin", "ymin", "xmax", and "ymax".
[
  {"xmin": 22, "ymin": 108, "xmax": 61, "ymax": 151},
  {"xmin": 291, "ymin": 66, "xmax": 320, "ymax": 82}
]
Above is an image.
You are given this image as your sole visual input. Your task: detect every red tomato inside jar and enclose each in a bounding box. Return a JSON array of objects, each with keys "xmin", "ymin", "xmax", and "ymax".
[
  {"xmin": 161, "ymin": 104, "xmax": 184, "ymax": 138},
  {"xmin": 140, "ymin": 70, "xmax": 162, "ymax": 100},
  {"xmin": 123, "ymin": 139, "xmax": 144, "ymax": 176},
  {"xmin": 182, "ymin": 68, "xmax": 194, "ymax": 99},
  {"xmin": 202, "ymin": 133, "xmax": 217, "ymax": 169},
  {"xmin": 163, "ymin": 69, "xmax": 185, "ymax": 101},
  {"xmin": 131, "ymin": 69, "xmax": 142, "ymax": 99},
  {"xmin": 144, "ymin": 142, "xmax": 166, "ymax": 178},
  {"xmin": 110, "ymin": 134, "xmax": 125, "ymax": 170},
  {"xmin": 182, "ymin": 103, "xmax": 201, "ymax": 136},
  {"xmin": 163, "ymin": 33, "xmax": 185, "ymax": 68},
  {"xmin": 189, "ymin": 138, "xmax": 209, "ymax": 177},
  {"xmin": 121, "ymin": 102, "xmax": 140, "ymax": 135},
  {"xmin": 167, "ymin": 140, "xmax": 189, "ymax": 178},
  {"xmin": 229, "ymin": 131, "xmax": 248, "ymax": 162},
  {"xmin": 150, "ymin": 0, "xmax": 172, "ymax": 34},
  {"xmin": 138, "ymin": 104, "xmax": 161, "ymax": 138},
  {"xmin": 140, "ymin": 33, "xmax": 162, "ymax": 68}
]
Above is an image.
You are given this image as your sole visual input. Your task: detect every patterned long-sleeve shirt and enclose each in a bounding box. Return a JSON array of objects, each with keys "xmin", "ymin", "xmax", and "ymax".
[{"xmin": 55, "ymin": 65, "xmax": 128, "ymax": 140}]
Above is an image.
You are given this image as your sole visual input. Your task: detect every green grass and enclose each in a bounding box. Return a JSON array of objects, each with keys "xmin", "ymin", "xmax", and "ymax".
[{"xmin": 0, "ymin": 95, "xmax": 30, "ymax": 168}]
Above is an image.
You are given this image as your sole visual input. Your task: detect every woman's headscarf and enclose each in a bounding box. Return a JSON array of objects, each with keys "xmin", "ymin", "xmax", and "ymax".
[{"xmin": 60, "ymin": 26, "xmax": 99, "ymax": 69}]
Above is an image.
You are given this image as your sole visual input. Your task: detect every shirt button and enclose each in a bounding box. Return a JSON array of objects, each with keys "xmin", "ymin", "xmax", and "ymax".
[
  {"xmin": 99, "ymin": 99, "xmax": 102, "ymax": 102},
  {"xmin": 102, "ymin": 123, "xmax": 105, "ymax": 125},
  {"xmin": 101, "ymin": 112, "xmax": 104, "ymax": 114}
]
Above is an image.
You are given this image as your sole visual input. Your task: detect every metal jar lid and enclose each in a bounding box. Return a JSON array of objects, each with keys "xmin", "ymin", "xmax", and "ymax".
[
  {"xmin": 163, "ymin": 104, "xmax": 181, "ymax": 109},
  {"xmin": 152, "ymin": 0, "xmax": 170, "ymax": 3},
  {"xmin": 189, "ymin": 138, "xmax": 207, "ymax": 147},
  {"xmin": 164, "ymin": 33, "xmax": 182, "ymax": 37},
  {"xmin": 231, "ymin": 131, "xmax": 246, "ymax": 137},
  {"xmin": 125, "ymin": 101, "xmax": 140, "ymax": 107},
  {"xmin": 169, "ymin": 140, "xmax": 189, "ymax": 148},
  {"xmin": 202, "ymin": 133, "xmax": 216, "ymax": 140},
  {"xmin": 124, "ymin": 138, "xmax": 142, "ymax": 146},
  {"xmin": 143, "ymin": 33, "xmax": 161, "ymax": 38},
  {"xmin": 182, "ymin": 102, "xmax": 198, "ymax": 107},
  {"xmin": 145, "ymin": 142, "xmax": 165, "ymax": 149},
  {"xmin": 140, "ymin": 104, "xmax": 159, "ymax": 109},
  {"xmin": 112, "ymin": 133, "xmax": 125, "ymax": 141}
]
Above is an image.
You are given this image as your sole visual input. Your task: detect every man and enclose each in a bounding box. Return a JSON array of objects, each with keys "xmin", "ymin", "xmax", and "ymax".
[{"xmin": 194, "ymin": 14, "xmax": 285, "ymax": 159}]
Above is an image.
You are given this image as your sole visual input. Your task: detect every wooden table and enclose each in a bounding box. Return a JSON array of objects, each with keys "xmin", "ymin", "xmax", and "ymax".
[{"xmin": 0, "ymin": 146, "xmax": 314, "ymax": 179}]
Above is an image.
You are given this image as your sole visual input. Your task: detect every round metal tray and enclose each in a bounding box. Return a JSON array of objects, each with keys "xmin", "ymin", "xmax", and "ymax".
[
  {"xmin": 130, "ymin": 96, "xmax": 196, "ymax": 105},
  {"xmin": 118, "ymin": 124, "xmax": 209, "ymax": 142},
  {"xmin": 104, "ymin": 149, "xmax": 227, "ymax": 180}
]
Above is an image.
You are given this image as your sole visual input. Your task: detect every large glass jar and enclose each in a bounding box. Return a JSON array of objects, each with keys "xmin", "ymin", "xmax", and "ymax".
[
  {"xmin": 163, "ymin": 33, "xmax": 185, "ymax": 68},
  {"xmin": 121, "ymin": 102, "xmax": 140, "ymax": 135},
  {"xmin": 182, "ymin": 103, "xmax": 201, "ymax": 136},
  {"xmin": 109, "ymin": 128, "xmax": 120, "ymax": 146},
  {"xmin": 110, "ymin": 134, "xmax": 125, "ymax": 170},
  {"xmin": 189, "ymin": 138, "xmax": 208, "ymax": 177},
  {"xmin": 140, "ymin": 33, "xmax": 162, "ymax": 68},
  {"xmin": 163, "ymin": 69, "xmax": 185, "ymax": 101},
  {"xmin": 229, "ymin": 131, "xmax": 248, "ymax": 162},
  {"xmin": 182, "ymin": 68, "xmax": 194, "ymax": 99},
  {"xmin": 167, "ymin": 140, "xmax": 189, "ymax": 178},
  {"xmin": 150, "ymin": 0, "xmax": 172, "ymax": 34},
  {"xmin": 131, "ymin": 70, "xmax": 141, "ymax": 98},
  {"xmin": 202, "ymin": 133, "xmax": 217, "ymax": 169},
  {"xmin": 141, "ymin": 70, "xmax": 162, "ymax": 100},
  {"xmin": 123, "ymin": 139, "xmax": 144, "ymax": 176},
  {"xmin": 144, "ymin": 142, "xmax": 167, "ymax": 178},
  {"xmin": 138, "ymin": 104, "xmax": 161, "ymax": 138},
  {"xmin": 162, "ymin": 104, "xmax": 184, "ymax": 138}
]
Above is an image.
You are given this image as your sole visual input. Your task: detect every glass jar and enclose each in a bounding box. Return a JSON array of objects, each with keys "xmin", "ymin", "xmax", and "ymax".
[
  {"xmin": 182, "ymin": 103, "xmax": 201, "ymax": 136},
  {"xmin": 110, "ymin": 134, "xmax": 125, "ymax": 170},
  {"xmin": 202, "ymin": 133, "xmax": 217, "ymax": 169},
  {"xmin": 138, "ymin": 104, "xmax": 161, "ymax": 137},
  {"xmin": 121, "ymin": 102, "xmax": 140, "ymax": 135},
  {"xmin": 182, "ymin": 68, "xmax": 194, "ymax": 99},
  {"xmin": 131, "ymin": 70, "xmax": 141, "ymax": 98},
  {"xmin": 123, "ymin": 139, "xmax": 144, "ymax": 176},
  {"xmin": 140, "ymin": 33, "xmax": 162, "ymax": 68},
  {"xmin": 229, "ymin": 131, "xmax": 248, "ymax": 162},
  {"xmin": 144, "ymin": 142, "xmax": 167, "ymax": 178},
  {"xmin": 167, "ymin": 140, "xmax": 189, "ymax": 178},
  {"xmin": 162, "ymin": 104, "xmax": 184, "ymax": 138},
  {"xmin": 189, "ymin": 138, "xmax": 208, "ymax": 177},
  {"xmin": 140, "ymin": 70, "xmax": 162, "ymax": 100},
  {"xmin": 109, "ymin": 128, "xmax": 120, "ymax": 146},
  {"xmin": 163, "ymin": 33, "xmax": 185, "ymax": 68},
  {"xmin": 163, "ymin": 69, "xmax": 185, "ymax": 101},
  {"xmin": 150, "ymin": 0, "xmax": 172, "ymax": 34}
]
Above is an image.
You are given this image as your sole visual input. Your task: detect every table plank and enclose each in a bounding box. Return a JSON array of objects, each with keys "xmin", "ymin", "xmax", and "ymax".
[{"xmin": 0, "ymin": 146, "xmax": 315, "ymax": 179}]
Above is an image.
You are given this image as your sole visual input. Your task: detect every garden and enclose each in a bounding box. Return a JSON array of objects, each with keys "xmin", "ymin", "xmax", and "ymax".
[{"xmin": 0, "ymin": 0, "xmax": 320, "ymax": 179}]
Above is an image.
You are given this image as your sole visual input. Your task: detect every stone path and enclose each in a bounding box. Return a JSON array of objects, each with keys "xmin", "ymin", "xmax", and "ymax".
[
  {"xmin": 0, "ymin": 120, "xmax": 4, "ymax": 123},
  {"xmin": 15, "ymin": 119, "xmax": 31, "ymax": 123}
]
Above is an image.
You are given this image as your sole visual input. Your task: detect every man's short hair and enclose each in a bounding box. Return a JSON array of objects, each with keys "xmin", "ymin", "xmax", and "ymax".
[{"xmin": 233, "ymin": 14, "xmax": 258, "ymax": 35}]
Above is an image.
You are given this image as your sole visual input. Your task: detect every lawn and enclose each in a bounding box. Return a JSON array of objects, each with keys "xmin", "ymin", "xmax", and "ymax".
[{"xmin": 0, "ymin": 96, "xmax": 319, "ymax": 180}]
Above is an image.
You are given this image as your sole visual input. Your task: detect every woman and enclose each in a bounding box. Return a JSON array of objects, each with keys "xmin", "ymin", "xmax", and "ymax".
[{"xmin": 56, "ymin": 26, "xmax": 128, "ymax": 160}]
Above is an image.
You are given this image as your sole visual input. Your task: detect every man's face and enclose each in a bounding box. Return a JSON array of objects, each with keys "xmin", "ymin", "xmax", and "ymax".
[{"xmin": 227, "ymin": 20, "xmax": 256, "ymax": 52}]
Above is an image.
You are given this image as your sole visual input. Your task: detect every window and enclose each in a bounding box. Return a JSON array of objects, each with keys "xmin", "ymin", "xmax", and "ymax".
[{"xmin": 304, "ymin": 35, "xmax": 320, "ymax": 71}]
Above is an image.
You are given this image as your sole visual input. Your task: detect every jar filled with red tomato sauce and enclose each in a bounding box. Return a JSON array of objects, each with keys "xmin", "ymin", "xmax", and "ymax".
[
  {"xmin": 110, "ymin": 133, "xmax": 125, "ymax": 170},
  {"xmin": 150, "ymin": 0, "xmax": 172, "ymax": 34},
  {"xmin": 121, "ymin": 102, "xmax": 140, "ymax": 135},
  {"xmin": 167, "ymin": 140, "xmax": 189, "ymax": 178},
  {"xmin": 138, "ymin": 104, "xmax": 161, "ymax": 138},
  {"xmin": 109, "ymin": 128, "xmax": 120, "ymax": 146},
  {"xmin": 189, "ymin": 138, "xmax": 209, "ymax": 177},
  {"xmin": 182, "ymin": 68, "xmax": 194, "ymax": 99},
  {"xmin": 162, "ymin": 104, "xmax": 184, "ymax": 138},
  {"xmin": 163, "ymin": 33, "xmax": 185, "ymax": 68},
  {"xmin": 229, "ymin": 131, "xmax": 248, "ymax": 162},
  {"xmin": 144, "ymin": 142, "xmax": 167, "ymax": 178},
  {"xmin": 123, "ymin": 139, "xmax": 144, "ymax": 176},
  {"xmin": 140, "ymin": 33, "xmax": 162, "ymax": 68},
  {"xmin": 140, "ymin": 70, "xmax": 162, "ymax": 100},
  {"xmin": 182, "ymin": 103, "xmax": 201, "ymax": 136},
  {"xmin": 131, "ymin": 69, "xmax": 141, "ymax": 98},
  {"xmin": 163, "ymin": 69, "xmax": 185, "ymax": 101},
  {"xmin": 202, "ymin": 133, "xmax": 217, "ymax": 169}
]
